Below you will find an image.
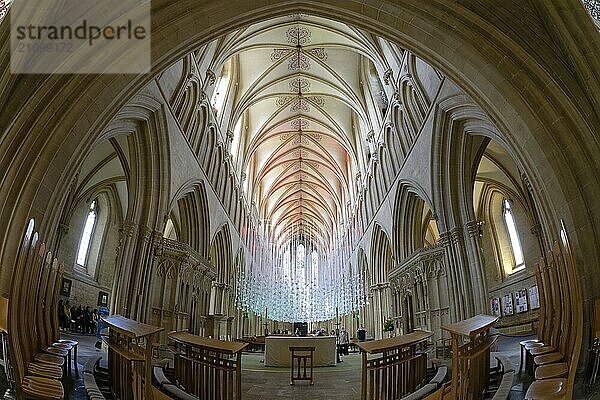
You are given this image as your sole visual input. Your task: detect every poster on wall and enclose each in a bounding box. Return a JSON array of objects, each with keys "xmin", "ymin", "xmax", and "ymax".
[
  {"xmin": 60, "ymin": 278, "xmax": 72, "ymax": 297},
  {"xmin": 490, "ymin": 297, "xmax": 501, "ymax": 317},
  {"xmin": 98, "ymin": 291, "xmax": 109, "ymax": 307},
  {"xmin": 515, "ymin": 289, "xmax": 528, "ymax": 313},
  {"xmin": 529, "ymin": 285, "xmax": 540, "ymax": 309},
  {"xmin": 502, "ymin": 293, "xmax": 514, "ymax": 316}
]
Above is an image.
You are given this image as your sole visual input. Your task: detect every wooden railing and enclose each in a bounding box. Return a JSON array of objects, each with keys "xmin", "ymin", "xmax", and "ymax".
[
  {"xmin": 169, "ymin": 331, "xmax": 247, "ymax": 400},
  {"xmin": 358, "ymin": 330, "xmax": 433, "ymax": 400},
  {"xmin": 442, "ymin": 314, "xmax": 498, "ymax": 400},
  {"xmin": 101, "ymin": 315, "xmax": 163, "ymax": 400}
]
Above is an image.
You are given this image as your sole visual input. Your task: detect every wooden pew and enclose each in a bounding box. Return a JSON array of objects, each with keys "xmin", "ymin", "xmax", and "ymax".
[
  {"xmin": 101, "ymin": 315, "xmax": 163, "ymax": 400},
  {"xmin": 442, "ymin": 314, "xmax": 499, "ymax": 400},
  {"xmin": 357, "ymin": 330, "xmax": 433, "ymax": 400},
  {"xmin": 6, "ymin": 219, "xmax": 65, "ymax": 399},
  {"xmin": 169, "ymin": 331, "xmax": 248, "ymax": 400}
]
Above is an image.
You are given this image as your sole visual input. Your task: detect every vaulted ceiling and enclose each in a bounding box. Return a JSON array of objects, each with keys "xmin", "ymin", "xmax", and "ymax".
[{"xmin": 211, "ymin": 15, "xmax": 391, "ymax": 252}]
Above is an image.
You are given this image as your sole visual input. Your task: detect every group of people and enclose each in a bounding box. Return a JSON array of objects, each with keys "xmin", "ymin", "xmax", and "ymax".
[{"xmin": 58, "ymin": 300, "xmax": 99, "ymax": 335}]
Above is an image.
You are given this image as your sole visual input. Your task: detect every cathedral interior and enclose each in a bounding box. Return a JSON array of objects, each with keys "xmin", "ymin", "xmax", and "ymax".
[{"xmin": 0, "ymin": 1, "xmax": 599, "ymax": 399}]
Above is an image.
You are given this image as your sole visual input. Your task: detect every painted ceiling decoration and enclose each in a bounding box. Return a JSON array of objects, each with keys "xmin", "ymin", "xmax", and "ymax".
[{"xmin": 214, "ymin": 14, "xmax": 391, "ymax": 321}]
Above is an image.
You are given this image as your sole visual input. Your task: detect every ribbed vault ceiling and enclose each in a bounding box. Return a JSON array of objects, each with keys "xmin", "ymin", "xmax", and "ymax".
[{"xmin": 216, "ymin": 15, "xmax": 390, "ymax": 253}]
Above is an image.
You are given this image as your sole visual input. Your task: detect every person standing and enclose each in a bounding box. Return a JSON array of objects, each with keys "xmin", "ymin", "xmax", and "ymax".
[
  {"xmin": 64, "ymin": 301, "xmax": 73, "ymax": 331},
  {"xmin": 339, "ymin": 327, "xmax": 350, "ymax": 355},
  {"xmin": 357, "ymin": 325, "xmax": 366, "ymax": 353},
  {"xmin": 83, "ymin": 306, "xmax": 92, "ymax": 334},
  {"xmin": 357, "ymin": 325, "xmax": 366, "ymax": 342}
]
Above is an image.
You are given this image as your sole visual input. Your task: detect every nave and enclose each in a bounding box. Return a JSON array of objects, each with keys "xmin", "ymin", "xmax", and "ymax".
[{"xmin": 1, "ymin": 1, "xmax": 600, "ymax": 399}]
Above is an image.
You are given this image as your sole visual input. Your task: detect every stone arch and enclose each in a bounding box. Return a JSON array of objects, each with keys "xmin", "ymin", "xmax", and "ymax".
[
  {"xmin": 0, "ymin": 0, "xmax": 597, "ymax": 365},
  {"xmin": 368, "ymin": 224, "xmax": 394, "ymax": 339},
  {"xmin": 169, "ymin": 180, "xmax": 211, "ymax": 258},
  {"xmin": 103, "ymin": 91, "xmax": 172, "ymax": 319},
  {"xmin": 210, "ymin": 224, "xmax": 233, "ymax": 283},
  {"xmin": 370, "ymin": 224, "xmax": 394, "ymax": 284},
  {"xmin": 393, "ymin": 181, "xmax": 436, "ymax": 260}
]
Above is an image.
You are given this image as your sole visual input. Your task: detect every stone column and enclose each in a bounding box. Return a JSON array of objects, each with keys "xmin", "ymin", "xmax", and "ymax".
[
  {"xmin": 438, "ymin": 222, "xmax": 487, "ymax": 322},
  {"xmin": 111, "ymin": 221, "xmax": 162, "ymax": 322}
]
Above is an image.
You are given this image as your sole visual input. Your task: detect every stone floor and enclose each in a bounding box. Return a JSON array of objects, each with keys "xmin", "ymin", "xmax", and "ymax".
[{"xmin": 3, "ymin": 332, "xmax": 600, "ymax": 399}]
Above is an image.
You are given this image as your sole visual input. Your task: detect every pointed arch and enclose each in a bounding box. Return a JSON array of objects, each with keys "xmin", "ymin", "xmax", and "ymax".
[{"xmin": 170, "ymin": 180, "xmax": 211, "ymax": 258}]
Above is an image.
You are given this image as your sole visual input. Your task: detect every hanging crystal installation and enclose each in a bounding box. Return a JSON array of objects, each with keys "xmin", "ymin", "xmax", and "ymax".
[{"xmin": 235, "ymin": 220, "xmax": 366, "ymax": 322}]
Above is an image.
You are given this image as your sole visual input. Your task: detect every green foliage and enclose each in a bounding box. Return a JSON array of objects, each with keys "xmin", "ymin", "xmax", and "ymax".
[{"xmin": 384, "ymin": 319, "xmax": 394, "ymax": 332}]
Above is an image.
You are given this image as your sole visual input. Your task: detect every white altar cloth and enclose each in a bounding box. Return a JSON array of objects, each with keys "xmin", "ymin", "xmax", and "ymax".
[{"xmin": 264, "ymin": 336, "xmax": 337, "ymax": 367}]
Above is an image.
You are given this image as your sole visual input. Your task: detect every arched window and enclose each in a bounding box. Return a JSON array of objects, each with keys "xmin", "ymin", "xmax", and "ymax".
[
  {"xmin": 211, "ymin": 64, "xmax": 230, "ymax": 116},
  {"xmin": 76, "ymin": 200, "xmax": 97, "ymax": 266},
  {"xmin": 231, "ymin": 117, "xmax": 242, "ymax": 159},
  {"xmin": 503, "ymin": 199, "xmax": 525, "ymax": 272}
]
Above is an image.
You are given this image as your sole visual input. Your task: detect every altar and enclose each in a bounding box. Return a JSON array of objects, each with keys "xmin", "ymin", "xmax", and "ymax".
[{"xmin": 264, "ymin": 336, "xmax": 337, "ymax": 367}]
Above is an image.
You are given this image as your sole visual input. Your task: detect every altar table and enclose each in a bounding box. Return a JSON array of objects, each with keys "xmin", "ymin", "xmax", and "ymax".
[{"xmin": 265, "ymin": 336, "xmax": 337, "ymax": 367}]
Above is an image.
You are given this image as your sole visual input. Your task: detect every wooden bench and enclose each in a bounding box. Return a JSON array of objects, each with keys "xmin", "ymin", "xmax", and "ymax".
[
  {"xmin": 241, "ymin": 335, "xmax": 265, "ymax": 352},
  {"xmin": 163, "ymin": 384, "xmax": 200, "ymax": 400},
  {"xmin": 399, "ymin": 384, "xmax": 438, "ymax": 400},
  {"xmin": 396, "ymin": 364, "xmax": 447, "ymax": 400},
  {"xmin": 82, "ymin": 355, "xmax": 105, "ymax": 399},
  {"xmin": 494, "ymin": 354, "xmax": 515, "ymax": 374},
  {"xmin": 83, "ymin": 371, "xmax": 106, "ymax": 400},
  {"xmin": 153, "ymin": 365, "xmax": 200, "ymax": 400},
  {"xmin": 154, "ymin": 365, "xmax": 170, "ymax": 386},
  {"xmin": 491, "ymin": 372, "xmax": 514, "ymax": 400},
  {"xmin": 430, "ymin": 365, "xmax": 448, "ymax": 385}
]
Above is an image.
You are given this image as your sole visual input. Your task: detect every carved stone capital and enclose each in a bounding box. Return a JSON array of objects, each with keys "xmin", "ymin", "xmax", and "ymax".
[
  {"xmin": 206, "ymin": 69, "xmax": 216, "ymax": 86},
  {"xmin": 383, "ymin": 69, "xmax": 393, "ymax": 85}
]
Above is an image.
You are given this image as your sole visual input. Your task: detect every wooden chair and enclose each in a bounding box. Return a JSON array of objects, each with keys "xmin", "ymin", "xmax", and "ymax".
[
  {"xmin": 289, "ymin": 346, "xmax": 314, "ymax": 385},
  {"xmin": 531, "ymin": 245, "xmax": 571, "ymax": 376},
  {"xmin": 525, "ymin": 222, "xmax": 583, "ymax": 399},
  {"xmin": 2, "ymin": 295, "xmax": 63, "ymax": 381},
  {"xmin": 24, "ymin": 246, "xmax": 69, "ymax": 372},
  {"xmin": 7, "ymin": 220, "xmax": 64, "ymax": 399},
  {"xmin": 518, "ymin": 261, "xmax": 546, "ymax": 371},
  {"xmin": 45, "ymin": 260, "xmax": 79, "ymax": 376},
  {"xmin": 524, "ymin": 250, "xmax": 561, "ymax": 371},
  {"xmin": 43, "ymin": 256, "xmax": 78, "ymax": 375},
  {"xmin": 531, "ymin": 243, "xmax": 577, "ymax": 380},
  {"xmin": 33, "ymin": 253, "xmax": 74, "ymax": 373}
]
